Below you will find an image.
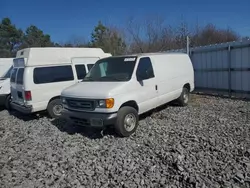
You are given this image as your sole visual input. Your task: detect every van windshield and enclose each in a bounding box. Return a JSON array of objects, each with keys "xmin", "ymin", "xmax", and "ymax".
[{"xmin": 82, "ymin": 56, "xmax": 137, "ymax": 82}]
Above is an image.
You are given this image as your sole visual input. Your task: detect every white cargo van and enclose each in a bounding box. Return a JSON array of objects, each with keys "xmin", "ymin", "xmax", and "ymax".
[
  {"xmin": 60, "ymin": 52, "xmax": 195, "ymax": 137},
  {"xmin": 0, "ymin": 60, "xmax": 13, "ymax": 109},
  {"xmin": 10, "ymin": 47, "xmax": 111, "ymax": 118}
]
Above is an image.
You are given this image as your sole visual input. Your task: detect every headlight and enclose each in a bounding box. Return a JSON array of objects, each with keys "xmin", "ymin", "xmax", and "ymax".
[
  {"xmin": 96, "ymin": 98, "xmax": 114, "ymax": 108},
  {"xmin": 61, "ymin": 97, "xmax": 66, "ymax": 104}
]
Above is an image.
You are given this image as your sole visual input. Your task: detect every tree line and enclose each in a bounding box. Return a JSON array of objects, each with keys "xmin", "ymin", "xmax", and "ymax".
[{"xmin": 0, "ymin": 17, "xmax": 249, "ymax": 57}]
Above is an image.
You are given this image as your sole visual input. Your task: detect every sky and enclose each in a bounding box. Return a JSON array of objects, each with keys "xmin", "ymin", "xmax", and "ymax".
[{"xmin": 1, "ymin": 0, "xmax": 250, "ymax": 43}]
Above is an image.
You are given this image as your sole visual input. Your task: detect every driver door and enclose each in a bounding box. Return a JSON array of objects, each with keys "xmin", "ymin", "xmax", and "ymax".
[{"xmin": 135, "ymin": 57, "xmax": 159, "ymax": 114}]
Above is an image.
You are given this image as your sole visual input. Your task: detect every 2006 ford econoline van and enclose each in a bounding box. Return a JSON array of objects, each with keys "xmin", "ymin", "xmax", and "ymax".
[
  {"xmin": 10, "ymin": 47, "xmax": 111, "ymax": 118},
  {"xmin": 60, "ymin": 52, "xmax": 195, "ymax": 137}
]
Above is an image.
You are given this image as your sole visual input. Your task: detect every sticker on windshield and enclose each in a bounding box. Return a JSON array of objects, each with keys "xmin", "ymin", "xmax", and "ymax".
[{"xmin": 124, "ymin": 57, "xmax": 136, "ymax": 61}]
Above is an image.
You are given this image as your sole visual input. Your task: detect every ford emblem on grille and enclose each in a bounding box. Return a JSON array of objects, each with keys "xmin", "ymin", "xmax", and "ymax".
[{"xmin": 77, "ymin": 102, "xmax": 82, "ymax": 106}]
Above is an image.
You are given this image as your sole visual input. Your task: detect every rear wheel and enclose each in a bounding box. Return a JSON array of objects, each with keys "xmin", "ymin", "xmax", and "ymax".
[
  {"xmin": 176, "ymin": 87, "xmax": 190, "ymax": 106},
  {"xmin": 47, "ymin": 98, "xmax": 63, "ymax": 119},
  {"xmin": 114, "ymin": 106, "xmax": 139, "ymax": 137},
  {"xmin": 5, "ymin": 95, "xmax": 11, "ymax": 111}
]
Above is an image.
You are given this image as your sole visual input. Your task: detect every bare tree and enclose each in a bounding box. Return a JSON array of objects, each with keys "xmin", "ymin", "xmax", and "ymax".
[
  {"xmin": 125, "ymin": 15, "xmax": 241, "ymax": 53},
  {"xmin": 126, "ymin": 15, "xmax": 176, "ymax": 53},
  {"xmin": 191, "ymin": 23, "xmax": 239, "ymax": 46}
]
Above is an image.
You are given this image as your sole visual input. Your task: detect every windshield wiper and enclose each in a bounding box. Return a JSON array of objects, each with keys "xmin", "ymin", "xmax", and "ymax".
[
  {"xmin": 99, "ymin": 75, "xmax": 126, "ymax": 81},
  {"xmin": 82, "ymin": 77, "xmax": 95, "ymax": 81}
]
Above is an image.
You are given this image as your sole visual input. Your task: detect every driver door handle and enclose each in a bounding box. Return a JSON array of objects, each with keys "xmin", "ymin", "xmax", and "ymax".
[{"xmin": 155, "ymin": 85, "xmax": 158, "ymax": 90}]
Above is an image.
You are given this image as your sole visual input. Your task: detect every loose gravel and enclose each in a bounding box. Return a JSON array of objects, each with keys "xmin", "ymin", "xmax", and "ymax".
[{"xmin": 0, "ymin": 94, "xmax": 250, "ymax": 188}]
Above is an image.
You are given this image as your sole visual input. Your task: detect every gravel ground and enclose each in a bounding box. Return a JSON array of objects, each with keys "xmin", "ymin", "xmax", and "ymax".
[{"xmin": 0, "ymin": 94, "xmax": 250, "ymax": 188}]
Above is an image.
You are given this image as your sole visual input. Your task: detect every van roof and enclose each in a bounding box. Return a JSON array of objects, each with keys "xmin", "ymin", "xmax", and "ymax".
[
  {"xmin": 105, "ymin": 52, "xmax": 188, "ymax": 58},
  {"xmin": 0, "ymin": 58, "xmax": 14, "ymax": 62},
  {"xmin": 15, "ymin": 47, "xmax": 110, "ymax": 67},
  {"xmin": 132, "ymin": 52, "xmax": 187, "ymax": 57}
]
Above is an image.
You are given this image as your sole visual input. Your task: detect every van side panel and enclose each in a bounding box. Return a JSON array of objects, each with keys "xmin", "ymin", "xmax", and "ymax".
[
  {"xmin": 151, "ymin": 54, "xmax": 194, "ymax": 107},
  {"xmin": 24, "ymin": 66, "xmax": 77, "ymax": 112}
]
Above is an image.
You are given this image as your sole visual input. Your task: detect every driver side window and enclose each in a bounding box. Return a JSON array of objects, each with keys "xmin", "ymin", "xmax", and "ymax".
[{"xmin": 136, "ymin": 57, "xmax": 155, "ymax": 80}]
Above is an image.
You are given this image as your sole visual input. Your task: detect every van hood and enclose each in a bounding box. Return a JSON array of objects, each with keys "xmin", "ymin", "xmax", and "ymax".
[
  {"xmin": 0, "ymin": 78, "xmax": 8, "ymax": 85},
  {"xmin": 61, "ymin": 81, "xmax": 128, "ymax": 98}
]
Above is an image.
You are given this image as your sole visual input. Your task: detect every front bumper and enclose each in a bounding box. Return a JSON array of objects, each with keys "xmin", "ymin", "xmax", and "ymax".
[
  {"xmin": 61, "ymin": 108, "xmax": 117, "ymax": 127},
  {"xmin": 10, "ymin": 102, "xmax": 32, "ymax": 114}
]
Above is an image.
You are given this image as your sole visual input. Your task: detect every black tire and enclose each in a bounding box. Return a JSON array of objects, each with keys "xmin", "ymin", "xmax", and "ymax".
[
  {"xmin": 114, "ymin": 106, "xmax": 139, "ymax": 137},
  {"xmin": 176, "ymin": 87, "xmax": 190, "ymax": 106},
  {"xmin": 5, "ymin": 95, "xmax": 11, "ymax": 111},
  {"xmin": 47, "ymin": 98, "xmax": 63, "ymax": 119}
]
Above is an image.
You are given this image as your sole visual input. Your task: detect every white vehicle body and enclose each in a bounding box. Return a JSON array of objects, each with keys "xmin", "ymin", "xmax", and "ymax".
[
  {"xmin": 0, "ymin": 58, "xmax": 13, "ymax": 76},
  {"xmin": 61, "ymin": 52, "xmax": 195, "ymax": 136},
  {"xmin": 0, "ymin": 58, "xmax": 14, "ymax": 107},
  {"xmin": 10, "ymin": 47, "xmax": 111, "ymax": 117}
]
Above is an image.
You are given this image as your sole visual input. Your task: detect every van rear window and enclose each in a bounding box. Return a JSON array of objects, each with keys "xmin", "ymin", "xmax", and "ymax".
[
  {"xmin": 16, "ymin": 68, "xmax": 24, "ymax": 85},
  {"xmin": 33, "ymin": 65, "xmax": 74, "ymax": 84}
]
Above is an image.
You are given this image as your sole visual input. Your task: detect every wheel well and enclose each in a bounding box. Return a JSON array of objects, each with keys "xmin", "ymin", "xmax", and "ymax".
[
  {"xmin": 184, "ymin": 83, "xmax": 191, "ymax": 91},
  {"xmin": 48, "ymin": 96, "xmax": 61, "ymax": 105},
  {"xmin": 120, "ymin": 101, "xmax": 139, "ymax": 112}
]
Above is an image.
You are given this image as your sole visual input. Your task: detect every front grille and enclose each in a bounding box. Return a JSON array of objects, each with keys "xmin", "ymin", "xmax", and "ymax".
[{"xmin": 66, "ymin": 98, "xmax": 95, "ymax": 111}]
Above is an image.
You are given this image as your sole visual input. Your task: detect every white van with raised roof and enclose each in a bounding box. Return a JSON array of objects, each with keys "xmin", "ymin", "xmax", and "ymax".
[
  {"xmin": 60, "ymin": 52, "xmax": 195, "ymax": 137},
  {"xmin": 10, "ymin": 47, "xmax": 111, "ymax": 118}
]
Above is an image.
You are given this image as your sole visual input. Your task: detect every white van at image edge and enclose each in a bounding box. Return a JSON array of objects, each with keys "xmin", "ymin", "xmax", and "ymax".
[
  {"xmin": 0, "ymin": 58, "xmax": 13, "ymax": 76},
  {"xmin": 10, "ymin": 47, "xmax": 111, "ymax": 118},
  {"xmin": 0, "ymin": 58, "xmax": 14, "ymax": 109},
  {"xmin": 60, "ymin": 52, "xmax": 195, "ymax": 137}
]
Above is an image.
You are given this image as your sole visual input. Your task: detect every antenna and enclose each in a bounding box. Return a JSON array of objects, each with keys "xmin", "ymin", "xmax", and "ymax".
[{"xmin": 139, "ymin": 46, "xmax": 143, "ymax": 53}]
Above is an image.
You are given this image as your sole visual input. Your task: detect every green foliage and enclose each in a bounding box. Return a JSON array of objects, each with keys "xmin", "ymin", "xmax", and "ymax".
[
  {"xmin": 90, "ymin": 21, "xmax": 126, "ymax": 55},
  {"xmin": 20, "ymin": 25, "xmax": 54, "ymax": 48},
  {"xmin": 0, "ymin": 18, "xmax": 54, "ymax": 57},
  {"xmin": 0, "ymin": 18, "xmax": 23, "ymax": 57}
]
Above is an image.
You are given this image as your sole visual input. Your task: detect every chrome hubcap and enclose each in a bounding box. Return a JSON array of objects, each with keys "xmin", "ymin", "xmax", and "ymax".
[
  {"xmin": 124, "ymin": 113, "xmax": 136, "ymax": 132},
  {"xmin": 53, "ymin": 104, "xmax": 63, "ymax": 116},
  {"xmin": 183, "ymin": 91, "xmax": 189, "ymax": 103}
]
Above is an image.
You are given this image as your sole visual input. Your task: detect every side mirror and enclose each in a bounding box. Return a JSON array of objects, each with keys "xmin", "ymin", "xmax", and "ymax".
[{"xmin": 137, "ymin": 70, "xmax": 149, "ymax": 81}]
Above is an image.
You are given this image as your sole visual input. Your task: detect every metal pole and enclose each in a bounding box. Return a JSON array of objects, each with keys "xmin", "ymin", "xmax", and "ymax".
[
  {"xmin": 186, "ymin": 36, "xmax": 190, "ymax": 56},
  {"xmin": 228, "ymin": 45, "xmax": 232, "ymax": 98}
]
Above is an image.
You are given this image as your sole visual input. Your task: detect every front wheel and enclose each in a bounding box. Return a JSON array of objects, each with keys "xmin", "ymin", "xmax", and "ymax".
[
  {"xmin": 47, "ymin": 99, "xmax": 63, "ymax": 119},
  {"xmin": 114, "ymin": 106, "xmax": 139, "ymax": 137}
]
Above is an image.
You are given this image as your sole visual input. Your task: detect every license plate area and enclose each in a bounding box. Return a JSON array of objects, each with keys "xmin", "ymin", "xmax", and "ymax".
[
  {"xmin": 69, "ymin": 117, "xmax": 103, "ymax": 127},
  {"xmin": 90, "ymin": 118, "xmax": 103, "ymax": 127},
  {"xmin": 17, "ymin": 91, "xmax": 23, "ymax": 99}
]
